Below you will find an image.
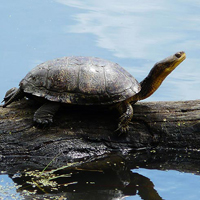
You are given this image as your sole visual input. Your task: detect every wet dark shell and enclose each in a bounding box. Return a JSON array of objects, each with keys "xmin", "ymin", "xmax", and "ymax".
[{"xmin": 20, "ymin": 56, "xmax": 141, "ymax": 105}]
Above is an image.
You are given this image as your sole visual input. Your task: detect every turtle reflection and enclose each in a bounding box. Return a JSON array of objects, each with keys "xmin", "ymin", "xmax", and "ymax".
[{"xmin": 12, "ymin": 154, "xmax": 162, "ymax": 200}]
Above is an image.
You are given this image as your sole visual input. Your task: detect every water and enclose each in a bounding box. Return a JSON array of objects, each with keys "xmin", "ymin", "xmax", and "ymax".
[
  {"xmin": 131, "ymin": 169, "xmax": 200, "ymax": 200},
  {"xmin": 1, "ymin": 168, "xmax": 200, "ymax": 200},
  {"xmin": 0, "ymin": 0, "xmax": 200, "ymax": 199}
]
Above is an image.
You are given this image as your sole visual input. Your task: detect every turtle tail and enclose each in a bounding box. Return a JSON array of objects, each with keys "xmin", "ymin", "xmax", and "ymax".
[{"xmin": 2, "ymin": 88, "xmax": 24, "ymax": 108}]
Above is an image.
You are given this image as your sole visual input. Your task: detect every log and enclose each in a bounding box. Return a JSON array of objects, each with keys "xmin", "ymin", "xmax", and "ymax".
[
  {"xmin": 0, "ymin": 99, "xmax": 200, "ymax": 171},
  {"xmin": 1, "ymin": 99, "xmax": 200, "ymax": 199}
]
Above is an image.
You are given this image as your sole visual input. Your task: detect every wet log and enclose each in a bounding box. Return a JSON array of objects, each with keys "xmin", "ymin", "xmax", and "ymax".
[{"xmin": 0, "ymin": 99, "xmax": 200, "ymax": 170}]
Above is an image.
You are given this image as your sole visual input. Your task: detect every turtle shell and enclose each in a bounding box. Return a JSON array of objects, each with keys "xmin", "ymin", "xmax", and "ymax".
[{"xmin": 20, "ymin": 56, "xmax": 141, "ymax": 105}]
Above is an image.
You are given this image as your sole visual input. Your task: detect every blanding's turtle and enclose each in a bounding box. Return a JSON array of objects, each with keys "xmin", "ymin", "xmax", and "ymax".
[{"xmin": 2, "ymin": 52, "xmax": 186, "ymax": 132}]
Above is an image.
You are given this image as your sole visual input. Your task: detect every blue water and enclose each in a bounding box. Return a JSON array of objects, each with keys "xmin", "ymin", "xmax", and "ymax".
[
  {"xmin": 129, "ymin": 169, "xmax": 200, "ymax": 200},
  {"xmin": 0, "ymin": 0, "xmax": 200, "ymax": 199}
]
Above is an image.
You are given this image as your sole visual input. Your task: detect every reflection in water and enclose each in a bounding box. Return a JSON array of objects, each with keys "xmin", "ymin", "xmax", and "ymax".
[
  {"xmin": 1, "ymin": 149, "xmax": 200, "ymax": 199},
  {"xmin": 11, "ymin": 154, "xmax": 162, "ymax": 200}
]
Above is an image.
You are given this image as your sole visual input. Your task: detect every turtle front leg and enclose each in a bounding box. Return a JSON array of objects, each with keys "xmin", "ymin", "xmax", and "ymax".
[
  {"xmin": 116, "ymin": 102, "xmax": 133, "ymax": 133},
  {"xmin": 33, "ymin": 102, "xmax": 60, "ymax": 125}
]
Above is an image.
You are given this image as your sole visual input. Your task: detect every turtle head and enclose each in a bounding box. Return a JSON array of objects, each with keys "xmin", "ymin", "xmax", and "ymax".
[
  {"xmin": 131, "ymin": 51, "xmax": 186, "ymax": 102},
  {"xmin": 152, "ymin": 51, "xmax": 186, "ymax": 77}
]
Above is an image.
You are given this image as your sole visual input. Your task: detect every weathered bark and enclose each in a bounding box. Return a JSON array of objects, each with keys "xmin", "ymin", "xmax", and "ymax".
[{"xmin": 0, "ymin": 99, "xmax": 200, "ymax": 171}]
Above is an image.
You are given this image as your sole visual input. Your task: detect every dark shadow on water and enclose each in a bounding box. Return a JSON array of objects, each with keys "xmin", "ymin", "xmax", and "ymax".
[
  {"xmin": 3, "ymin": 148, "xmax": 200, "ymax": 199},
  {"xmin": 11, "ymin": 153, "xmax": 163, "ymax": 200}
]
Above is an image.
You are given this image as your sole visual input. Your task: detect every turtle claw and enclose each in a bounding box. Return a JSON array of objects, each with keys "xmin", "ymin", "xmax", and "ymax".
[
  {"xmin": 116, "ymin": 112, "xmax": 131, "ymax": 134},
  {"xmin": 114, "ymin": 123, "xmax": 129, "ymax": 135},
  {"xmin": 2, "ymin": 87, "xmax": 18, "ymax": 103},
  {"xmin": 33, "ymin": 117, "xmax": 53, "ymax": 128},
  {"xmin": 34, "ymin": 117, "xmax": 53, "ymax": 125}
]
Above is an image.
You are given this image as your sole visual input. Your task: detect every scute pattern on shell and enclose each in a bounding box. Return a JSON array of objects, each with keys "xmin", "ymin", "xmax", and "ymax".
[{"xmin": 20, "ymin": 56, "xmax": 141, "ymax": 105}]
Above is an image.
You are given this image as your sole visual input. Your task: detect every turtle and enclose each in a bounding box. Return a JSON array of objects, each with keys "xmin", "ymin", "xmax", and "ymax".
[{"xmin": 2, "ymin": 51, "xmax": 186, "ymax": 132}]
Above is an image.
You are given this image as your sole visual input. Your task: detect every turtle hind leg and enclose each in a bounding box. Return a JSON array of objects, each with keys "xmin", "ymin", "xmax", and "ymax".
[
  {"xmin": 115, "ymin": 102, "xmax": 133, "ymax": 134},
  {"xmin": 2, "ymin": 88, "xmax": 24, "ymax": 107},
  {"xmin": 33, "ymin": 102, "xmax": 60, "ymax": 126}
]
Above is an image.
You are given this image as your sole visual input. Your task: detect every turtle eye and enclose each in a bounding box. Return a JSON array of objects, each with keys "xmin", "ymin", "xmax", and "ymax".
[{"xmin": 175, "ymin": 52, "xmax": 182, "ymax": 58}]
